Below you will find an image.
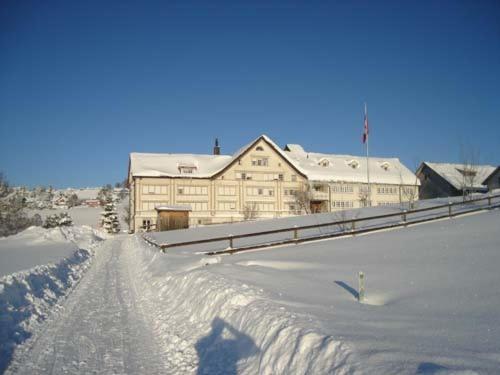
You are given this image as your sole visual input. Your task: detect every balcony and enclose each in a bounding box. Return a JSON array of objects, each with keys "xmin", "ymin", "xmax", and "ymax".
[{"xmin": 310, "ymin": 190, "xmax": 329, "ymax": 201}]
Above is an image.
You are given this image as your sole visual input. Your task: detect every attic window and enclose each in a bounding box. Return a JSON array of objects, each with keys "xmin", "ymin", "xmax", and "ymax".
[
  {"xmin": 318, "ymin": 158, "xmax": 330, "ymax": 167},
  {"xmin": 347, "ymin": 160, "xmax": 359, "ymax": 169},
  {"xmin": 256, "ymin": 146, "xmax": 264, "ymax": 151},
  {"xmin": 380, "ymin": 162, "xmax": 390, "ymax": 171},
  {"xmin": 178, "ymin": 165, "xmax": 197, "ymax": 174}
]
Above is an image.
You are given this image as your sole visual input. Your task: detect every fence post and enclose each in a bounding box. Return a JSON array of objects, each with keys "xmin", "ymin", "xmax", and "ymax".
[
  {"xmin": 402, "ymin": 210, "xmax": 407, "ymax": 226},
  {"xmin": 228, "ymin": 234, "xmax": 233, "ymax": 249},
  {"xmin": 293, "ymin": 225, "xmax": 298, "ymax": 242},
  {"xmin": 488, "ymin": 194, "xmax": 492, "ymax": 207},
  {"xmin": 448, "ymin": 202, "xmax": 452, "ymax": 217},
  {"xmin": 358, "ymin": 271, "xmax": 365, "ymax": 302},
  {"xmin": 351, "ymin": 220, "xmax": 356, "ymax": 234}
]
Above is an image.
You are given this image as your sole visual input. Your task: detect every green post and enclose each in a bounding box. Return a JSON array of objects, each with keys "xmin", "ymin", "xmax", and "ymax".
[{"xmin": 358, "ymin": 271, "xmax": 365, "ymax": 302}]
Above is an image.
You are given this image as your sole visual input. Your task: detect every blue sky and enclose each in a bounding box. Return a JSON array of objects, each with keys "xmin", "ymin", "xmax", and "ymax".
[{"xmin": 1, "ymin": 0, "xmax": 499, "ymax": 188}]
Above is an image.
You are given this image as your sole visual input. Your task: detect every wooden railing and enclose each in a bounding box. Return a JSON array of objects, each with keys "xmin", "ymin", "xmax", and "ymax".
[{"xmin": 143, "ymin": 194, "xmax": 500, "ymax": 255}]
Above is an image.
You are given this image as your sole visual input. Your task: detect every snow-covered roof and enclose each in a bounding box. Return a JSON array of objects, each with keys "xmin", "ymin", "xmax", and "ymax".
[
  {"xmin": 284, "ymin": 148, "xmax": 419, "ymax": 185},
  {"xmin": 129, "ymin": 135, "xmax": 306, "ymax": 179},
  {"xmin": 155, "ymin": 205, "xmax": 192, "ymax": 212},
  {"xmin": 129, "ymin": 153, "xmax": 232, "ymax": 178},
  {"xmin": 130, "ymin": 135, "xmax": 417, "ymax": 185},
  {"xmin": 422, "ymin": 162, "xmax": 496, "ymax": 190},
  {"xmin": 482, "ymin": 166, "xmax": 500, "ymax": 185}
]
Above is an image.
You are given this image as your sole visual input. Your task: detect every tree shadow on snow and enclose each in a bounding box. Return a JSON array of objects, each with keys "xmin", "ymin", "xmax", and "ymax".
[
  {"xmin": 195, "ymin": 317, "xmax": 259, "ymax": 375},
  {"xmin": 416, "ymin": 362, "xmax": 449, "ymax": 374},
  {"xmin": 334, "ymin": 280, "xmax": 359, "ymax": 300}
]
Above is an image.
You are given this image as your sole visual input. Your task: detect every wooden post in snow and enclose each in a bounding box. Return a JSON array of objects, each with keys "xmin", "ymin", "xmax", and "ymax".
[
  {"xmin": 448, "ymin": 202, "xmax": 452, "ymax": 217},
  {"xmin": 228, "ymin": 234, "xmax": 233, "ymax": 249},
  {"xmin": 358, "ymin": 271, "xmax": 365, "ymax": 302},
  {"xmin": 293, "ymin": 225, "xmax": 298, "ymax": 242}
]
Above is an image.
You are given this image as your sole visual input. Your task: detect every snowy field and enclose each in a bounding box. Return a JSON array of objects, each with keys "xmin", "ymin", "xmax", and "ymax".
[
  {"xmin": 25, "ymin": 206, "xmax": 102, "ymax": 228},
  {"xmin": 2, "ymin": 200, "xmax": 499, "ymax": 374}
]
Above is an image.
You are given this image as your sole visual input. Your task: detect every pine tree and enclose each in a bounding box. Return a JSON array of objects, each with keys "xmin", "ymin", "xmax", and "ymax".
[{"xmin": 101, "ymin": 202, "xmax": 120, "ymax": 233}]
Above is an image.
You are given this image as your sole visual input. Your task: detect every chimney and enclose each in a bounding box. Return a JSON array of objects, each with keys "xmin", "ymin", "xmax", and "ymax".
[{"xmin": 213, "ymin": 138, "xmax": 220, "ymax": 155}]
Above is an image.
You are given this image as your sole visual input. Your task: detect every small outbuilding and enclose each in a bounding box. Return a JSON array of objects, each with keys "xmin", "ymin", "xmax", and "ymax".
[{"xmin": 155, "ymin": 205, "xmax": 192, "ymax": 231}]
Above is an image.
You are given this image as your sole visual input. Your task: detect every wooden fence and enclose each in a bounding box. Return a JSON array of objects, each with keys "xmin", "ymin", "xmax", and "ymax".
[{"xmin": 142, "ymin": 194, "xmax": 500, "ymax": 255}]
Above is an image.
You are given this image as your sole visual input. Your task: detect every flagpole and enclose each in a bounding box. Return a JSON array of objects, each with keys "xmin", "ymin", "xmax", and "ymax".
[{"xmin": 365, "ymin": 103, "xmax": 371, "ymax": 206}]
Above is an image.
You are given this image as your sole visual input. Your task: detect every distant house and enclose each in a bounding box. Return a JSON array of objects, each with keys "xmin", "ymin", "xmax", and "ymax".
[
  {"xmin": 482, "ymin": 166, "xmax": 500, "ymax": 192},
  {"xmin": 416, "ymin": 162, "xmax": 496, "ymax": 199}
]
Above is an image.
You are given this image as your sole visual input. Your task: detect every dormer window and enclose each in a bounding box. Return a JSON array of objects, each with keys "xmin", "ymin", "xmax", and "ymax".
[
  {"xmin": 347, "ymin": 160, "xmax": 359, "ymax": 169},
  {"xmin": 255, "ymin": 146, "xmax": 264, "ymax": 151},
  {"xmin": 380, "ymin": 162, "xmax": 390, "ymax": 171},
  {"xmin": 318, "ymin": 158, "xmax": 330, "ymax": 167},
  {"xmin": 178, "ymin": 163, "xmax": 197, "ymax": 174}
]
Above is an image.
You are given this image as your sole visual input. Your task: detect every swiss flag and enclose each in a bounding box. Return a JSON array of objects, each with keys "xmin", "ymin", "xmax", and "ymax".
[{"xmin": 362, "ymin": 105, "xmax": 369, "ymax": 144}]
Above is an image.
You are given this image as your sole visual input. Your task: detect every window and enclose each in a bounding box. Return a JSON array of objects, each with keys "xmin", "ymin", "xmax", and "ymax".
[
  {"xmin": 291, "ymin": 175, "xmax": 297, "ymax": 182},
  {"xmin": 278, "ymin": 174, "xmax": 284, "ymax": 181},
  {"xmin": 142, "ymin": 219, "xmax": 151, "ymax": 230},
  {"xmin": 177, "ymin": 186, "xmax": 208, "ymax": 195},
  {"xmin": 251, "ymin": 158, "xmax": 269, "ymax": 167},
  {"xmin": 318, "ymin": 158, "xmax": 330, "ymax": 167},
  {"xmin": 258, "ymin": 188, "xmax": 263, "ymax": 195},
  {"xmin": 256, "ymin": 146, "xmax": 264, "ymax": 151},
  {"xmin": 347, "ymin": 160, "xmax": 359, "ymax": 169},
  {"xmin": 241, "ymin": 173, "xmax": 246, "ymax": 180}
]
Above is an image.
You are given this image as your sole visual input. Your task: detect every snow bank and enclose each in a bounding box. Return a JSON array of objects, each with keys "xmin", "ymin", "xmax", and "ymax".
[
  {"xmin": 0, "ymin": 226, "xmax": 102, "ymax": 373},
  {"xmin": 129, "ymin": 237, "xmax": 356, "ymax": 374}
]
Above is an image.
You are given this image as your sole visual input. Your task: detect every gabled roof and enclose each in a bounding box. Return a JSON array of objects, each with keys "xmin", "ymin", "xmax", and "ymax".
[
  {"xmin": 482, "ymin": 166, "xmax": 500, "ymax": 185},
  {"xmin": 129, "ymin": 135, "xmax": 306, "ymax": 179},
  {"xmin": 284, "ymin": 147, "xmax": 418, "ymax": 185},
  {"xmin": 419, "ymin": 162, "xmax": 496, "ymax": 190}
]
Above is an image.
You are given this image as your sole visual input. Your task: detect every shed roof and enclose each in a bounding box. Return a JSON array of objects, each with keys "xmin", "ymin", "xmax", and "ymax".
[{"xmin": 421, "ymin": 162, "xmax": 496, "ymax": 190}]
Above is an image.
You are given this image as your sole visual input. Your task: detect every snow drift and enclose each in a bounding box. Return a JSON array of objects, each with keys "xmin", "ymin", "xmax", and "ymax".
[
  {"xmin": 0, "ymin": 226, "xmax": 102, "ymax": 373},
  {"xmin": 129, "ymin": 237, "xmax": 356, "ymax": 374}
]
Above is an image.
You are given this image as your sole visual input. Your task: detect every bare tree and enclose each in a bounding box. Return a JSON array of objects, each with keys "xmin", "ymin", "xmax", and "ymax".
[
  {"xmin": 293, "ymin": 185, "xmax": 312, "ymax": 214},
  {"xmin": 334, "ymin": 209, "xmax": 359, "ymax": 232},
  {"xmin": 399, "ymin": 159, "xmax": 420, "ymax": 210},
  {"xmin": 242, "ymin": 203, "xmax": 258, "ymax": 220},
  {"xmin": 358, "ymin": 186, "xmax": 369, "ymax": 208},
  {"xmin": 459, "ymin": 144, "xmax": 482, "ymax": 201}
]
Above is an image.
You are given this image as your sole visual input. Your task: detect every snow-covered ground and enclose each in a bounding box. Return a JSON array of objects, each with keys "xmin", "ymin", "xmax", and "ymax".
[
  {"xmin": 0, "ymin": 226, "xmax": 103, "ymax": 373},
  {"xmin": 2, "ymin": 199, "xmax": 499, "ymax": 374},
  {"xmin": 24, "ymin": 206, "xmax": 103, "ymax": 228},
  {"xmin": 136, "ymin": 207, "xmax": 500, "ymax": 373}
]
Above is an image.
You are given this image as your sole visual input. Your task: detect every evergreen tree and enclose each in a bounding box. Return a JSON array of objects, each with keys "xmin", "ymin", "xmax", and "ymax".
[{"xmin": 101, "ymin": 202, "xmax": 120, "ymax": 233}]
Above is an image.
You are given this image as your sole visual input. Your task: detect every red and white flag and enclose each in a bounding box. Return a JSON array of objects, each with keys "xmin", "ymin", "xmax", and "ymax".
[{"xmin": 362, "ymin": 103, "xmax": 369, "ymax": 144}]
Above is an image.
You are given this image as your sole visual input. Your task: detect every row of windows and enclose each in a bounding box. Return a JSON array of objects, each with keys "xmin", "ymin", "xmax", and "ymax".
[
  {"xmin": 377, "ymin": 186, "xmax": 398, "ymax": 195},
  {"xmin": 251, "ymin": 157, "xmax": 269, "ymax": 166},
  {"xmin": 217, "ymin": 186, "xmax": 237, "ymax": 196},
  {"xmin": 284, "ymin": 189, "xmax": 299, "ymax": 196},
  {"xmin": 332, "ymin": 201, "xmax": 354, "ymax": 208},
  {"xmin": 142, "ymin": 185, "xmax": 169, "ymax": 195},
  {"xmin": 246, "ymin": 187, "xmax": 274, "ymax": 196},
  {"xmin": 142, "ymin": 201, "xmax": 168, "ymax": 211},
  {"xmin": 247, "ymin": 202, "xmax": 275, "ymax": 212},
  {"xmin": 235, "ymin": 172, "xmax": 297, "ymax": 182},
  {"xmin": 178, "ymin": 186, "xmax": 209, "ymax": 195},
  {"xmin": 331, "ymin": 184, "xmax": 354, "ymax": 193},
  {"xmin": 218, "ymin": 201, "xmax": 237, "ymax": 210}
]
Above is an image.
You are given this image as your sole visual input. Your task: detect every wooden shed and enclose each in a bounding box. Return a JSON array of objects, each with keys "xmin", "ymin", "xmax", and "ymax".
[{"xmin": 155, "ymin": 205, "xmax": 192, "ymax": 231}]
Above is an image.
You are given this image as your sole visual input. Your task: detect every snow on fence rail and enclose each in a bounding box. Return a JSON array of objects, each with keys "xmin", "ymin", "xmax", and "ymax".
[{"xmin": 142, "ymin": 194, "xmax": 500, "ymax": 255}]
